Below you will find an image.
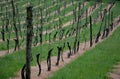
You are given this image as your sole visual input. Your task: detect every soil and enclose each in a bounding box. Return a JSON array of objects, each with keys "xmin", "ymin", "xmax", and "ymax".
[
  {"xmin": 11, "ymin": 15, "xmax": 120, "ymax": 79},
  {"xmin": 0, "ymin": 2, "xmax": 98, "ymax": 57},
  {"xmin": 108, "ymin": 16, "xmax": 120, "ymax": 79},
  {"xmin": 0, "ymin": 2, "xmax": 119, "ymax": 79}
]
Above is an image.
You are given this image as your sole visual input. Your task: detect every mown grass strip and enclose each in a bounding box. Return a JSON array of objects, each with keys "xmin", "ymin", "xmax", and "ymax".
[{"xmin": 47, "ymin": 25, "xmax": 120, "ymax": 79}]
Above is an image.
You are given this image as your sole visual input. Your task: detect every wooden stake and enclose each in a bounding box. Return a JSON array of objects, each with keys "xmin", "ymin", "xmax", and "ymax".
[{"xmin": 26, "ymin": 6, "xmax": 33, "ymax": 79}]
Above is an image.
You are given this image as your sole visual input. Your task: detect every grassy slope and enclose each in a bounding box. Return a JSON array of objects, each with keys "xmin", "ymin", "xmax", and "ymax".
[
  {"xmin": 0, "ymin": 1, "xmax": 86, "ymax": 50},
  {"xmin": 0, "ymin": 1, "xmax": 94, "ymax": 79},
  {"xmin": 0, "ymin": 1, "xmax": 119, "ymax": 79},
  {"xmin": 48, "ymin": 26, "xmax": 120, "ymax": 79},
  {"xmin": 48, "ymin": 1, "xmax": 120, "ymax": 79}
]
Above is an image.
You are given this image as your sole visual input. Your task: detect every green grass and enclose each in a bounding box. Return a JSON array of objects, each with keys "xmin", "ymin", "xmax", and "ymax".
[
  {"xmin": 0, "ymin": 16, "xmax": 115, "ymax": 79},
  {"xmin": 48, "ymin": 26, "xmax": 120, "ymax": 79},
  {"xmin": 0, "ymin": 18, "xmax": 101, "ymax": 79},
  {"xmin": 0, "ymin": 0, "xmax": 85, "ymax": 39},
  {"xmin": 0, "ymin": 1, "xmax": 97, "ymax": 50},
  {"xmin": 0, "ymin": 1, "xmax": 120, "ymax": 79}
]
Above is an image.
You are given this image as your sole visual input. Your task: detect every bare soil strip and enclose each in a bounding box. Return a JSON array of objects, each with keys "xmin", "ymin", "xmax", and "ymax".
[
  {"xmin": 0, "ymin": 3, "xmax": 99, "ymax": 57},
  {"xmin": 108, "ymin": 21, "xmax": 120, "ymax": 79},
  {"xmin": 11, "ymin": 15, "xmax": 120, "ymax": 79},
  {"xmin": 108, "ymin": 63, "xmax": 120, "ymax": 79}
]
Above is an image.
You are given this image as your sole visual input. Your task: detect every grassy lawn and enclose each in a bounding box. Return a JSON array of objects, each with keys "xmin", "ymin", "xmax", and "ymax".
[{"xmin": 48, "ymin": 25, "xmax": 120, "ymax": 79}]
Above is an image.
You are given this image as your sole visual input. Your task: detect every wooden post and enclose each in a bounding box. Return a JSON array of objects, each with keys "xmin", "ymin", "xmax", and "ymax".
[
  {"xmin": 16, "ymin": 5, "xmax": 22, "ymax": 38},
  {"xmin": 26, "ymin": 6, "xmax": 33, "ymax": 79},
  {"xmin": 90, "ymin": 16, "xmax": 93, "ymax": 47},
  {"xmin": 40, "ymin": 8, "xmax": 43, "ymax": 45},
  {"xmin": 5, "ymin": 6, "xmax": 9, "ymax": 32},
  {"xmin": 11, "ymin": 0, "xmax": 20, "ymax": 50},
  {"xmin": 86, "ymin": 9, "xmax": 88, "ymax": 26}
]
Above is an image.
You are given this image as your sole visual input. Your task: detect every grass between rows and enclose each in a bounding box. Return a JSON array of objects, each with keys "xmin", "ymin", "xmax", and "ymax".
[
  {"xmin": 0, "ymin": 15, "xmax": 102, "ymax": 79},
  {"xmin": 0, "ymin": 1, "xmax": 108, "ymax": 51},
  {"xmin": 0, "ymin": 1, "xmax": 96, "ymax": 50},
  {"xmin": 48, "ymin": 25, "xmax": 120, "ymax": 79},
  {"xmin": 0, "ymin": 1, "xmax": 119, "ymax": 79}
]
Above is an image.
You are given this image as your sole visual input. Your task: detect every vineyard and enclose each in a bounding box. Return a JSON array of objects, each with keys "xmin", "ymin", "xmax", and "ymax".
[{"xmin": 0, "ymin": 0, "xmax": 120, "ymax": 79}]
